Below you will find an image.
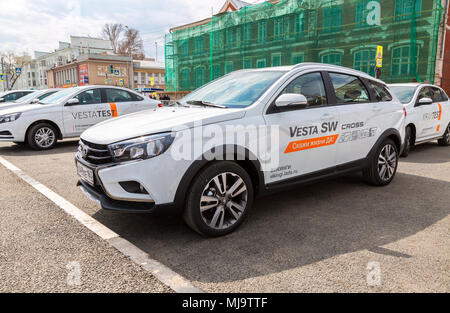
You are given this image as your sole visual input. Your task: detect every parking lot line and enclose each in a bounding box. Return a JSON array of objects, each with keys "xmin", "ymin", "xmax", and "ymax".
[{"xmin": 0, "ymin": 156, "xmax": 203, "ymax": 293}]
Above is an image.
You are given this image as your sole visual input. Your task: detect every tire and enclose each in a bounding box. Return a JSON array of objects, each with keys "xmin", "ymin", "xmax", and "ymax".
[
  {"xmin": 400, "ymin": 126, "xmax": 412, "ymax": 157},
  {"xmin": 183, "ymin": 161, "xmax": 254, "ymax": 237},
  {"xmin": 363, "ymin": 138, "xmax": 399, "ymax": 186},
  {"xmin": 437, "ymin": 123, "xmax": 450, "ymax": 146},
  {"xmin": 27, "ymin": 123, "xmax": 58, "ymax": 150}
]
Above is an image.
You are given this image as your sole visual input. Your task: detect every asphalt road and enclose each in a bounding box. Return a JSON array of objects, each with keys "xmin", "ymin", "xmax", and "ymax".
[{"xmin": 0, "ymin": 140, "xmax": 449, "ymax": 292}]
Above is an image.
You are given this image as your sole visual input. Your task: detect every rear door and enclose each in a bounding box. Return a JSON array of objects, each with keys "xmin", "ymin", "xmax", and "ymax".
[
  {"xmin": 430, "ymin": 87, "xmax": 449, "ymax": 137},
  {"xmin": 415, "ymin": 86, "xmax": 440, "ymax": 141},
  {"xmin": 62, "ymin": 88, "xmax": 108, "ymax": 136},
  {"xmin": 104, "ymin": 88, "xmax": 138, "ymax": 117}
]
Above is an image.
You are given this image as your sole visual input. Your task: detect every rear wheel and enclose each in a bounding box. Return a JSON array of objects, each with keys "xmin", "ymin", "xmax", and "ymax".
[
  {"xmin": 400, "ymin": 126, "xmax": 412, "ymax": 157},
  {"xmin": 363, "ymin": 138, "xmax": 399, "ymax": 186},
  {"xmin": 27, "ymin": 123, "xmax": 58, "ymax": 150},
  {"xmin": 437, "ymin": 123, "xmax": 450, "ymax": 146},
  {"xmin": 183, "ymin": 162, "xmax": 254, "ymax": 237}
]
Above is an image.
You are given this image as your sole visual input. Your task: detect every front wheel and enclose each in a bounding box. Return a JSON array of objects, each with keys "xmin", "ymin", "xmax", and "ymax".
[
  {"xmin": 363, "ymin": 138, "xmax": 399, "ymax": 186},
  {"xmin": 437, "ymin": 123, "xmax": 450, "ymax": 146},
  {"xmin": 183, "ymin": 162, "xmax": 254, "ymax": 237},
  {"xmin": 27, "ymin": 123, "xmax": 58, "ymax": 150}
]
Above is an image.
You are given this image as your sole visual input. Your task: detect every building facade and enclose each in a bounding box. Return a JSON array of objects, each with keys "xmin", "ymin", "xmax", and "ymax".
[
  {"xmin": 46, "ymin": 54, "xmax": 132, "ymax": 88},
  {"xmin": 165, "ymin": 0, "xmax": 450, "ymax": 93},
  {"xmin": 133, "ymin": 59, "xmax": 166, "ymax": 92},
  {"xmin": 14, "ymin": 36, "xmax": 114, "ymax": 90}
]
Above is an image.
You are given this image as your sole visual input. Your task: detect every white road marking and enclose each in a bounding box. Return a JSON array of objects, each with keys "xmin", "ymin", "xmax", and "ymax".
[{"xmin": 0, "ymin": 156, "xmax": 203, "ymax": 293}]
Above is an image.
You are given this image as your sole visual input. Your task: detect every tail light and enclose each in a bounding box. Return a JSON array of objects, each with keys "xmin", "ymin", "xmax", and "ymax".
[
  {"xmin": 158, "ymin": 103, "xmax": 163, "ymax": 108},
  {"xmin": 403, "ymin": 107, "xmax": 407, "ymax": 117}
]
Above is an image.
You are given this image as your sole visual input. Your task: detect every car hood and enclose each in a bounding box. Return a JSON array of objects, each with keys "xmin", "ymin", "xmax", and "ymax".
[
  {"xmin": 81, "ymin": 106, "xmax": 246, "ymax": 145},
  {"xmin": 0, "ymin": 103, "xmax": 44, "ymax": 115}
]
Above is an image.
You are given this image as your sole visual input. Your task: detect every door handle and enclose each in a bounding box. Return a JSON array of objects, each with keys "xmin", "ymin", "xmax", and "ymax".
[{"xmin": 321, "ymin": 113, "xmax": 335, "ymax": 121}]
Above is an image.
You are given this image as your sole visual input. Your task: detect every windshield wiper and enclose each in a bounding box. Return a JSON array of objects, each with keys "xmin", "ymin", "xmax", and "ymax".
[{"xmin": 186, "ymin": 100, "xmax": 227, "ymax": 109}]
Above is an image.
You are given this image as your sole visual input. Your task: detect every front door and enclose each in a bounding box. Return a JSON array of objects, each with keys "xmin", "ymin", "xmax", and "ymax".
[
  {"xmin": 62, "ymin": 88, "xmax": 108, "ymax": 136},
  {"xmin": 415, "ymin": 87, "xmax": 441, "ymax": 141},
  {"xmin": 263, "ymin": 72, "xmax": 339, "ymax": 184}
]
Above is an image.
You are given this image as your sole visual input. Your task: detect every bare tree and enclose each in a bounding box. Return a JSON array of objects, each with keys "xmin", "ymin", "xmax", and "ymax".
[
  {"xmin": 117, "ymin": 27, "xmax": 145, "ymax": 60},
  {"xmin": 102, "ymin": 23, "xmax": 123, "ymax": 54},
  {"xmin": 0, "ymin": 51, "xmax": 29, "ymax": 90}
]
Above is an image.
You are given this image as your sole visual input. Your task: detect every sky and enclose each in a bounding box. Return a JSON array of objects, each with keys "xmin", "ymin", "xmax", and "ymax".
[{"xmin": 0, "ymin": 0, "xmax": 256, "ymax": 62}]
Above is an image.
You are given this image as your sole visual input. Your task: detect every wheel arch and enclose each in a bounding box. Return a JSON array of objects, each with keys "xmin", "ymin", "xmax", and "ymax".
[
  {"xmin": 367, "ymin": 128, "xmax": 402, "ymax": 159},
  {"xmin": 25, "ymin": 120, "xmax": 63, "ymax": 142},
  {"xmin": 172, "ymin": 145, "xmax": 265, "ymax": 209}
]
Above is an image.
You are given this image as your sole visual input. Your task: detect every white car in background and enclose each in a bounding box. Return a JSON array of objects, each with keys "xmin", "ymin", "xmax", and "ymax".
[
  {"xmin": 0, "ymin": 90, "xmax": 34, "ymax": 103},
  {"xmin": 0, "ymin": 89, "xmax": 62, "ymax": 109},
  {"xmin": 0, "ymin": 86, "xmax": 160, "ymax": 150},
  {"xmin": 389, "ymin": 83, "xmax": 450, "ymax": 156}
]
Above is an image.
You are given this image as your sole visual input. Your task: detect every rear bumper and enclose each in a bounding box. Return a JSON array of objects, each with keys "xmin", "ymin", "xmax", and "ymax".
[{"xmin": 77, "ymin": 179, "xmax": 177, "ymax": 213}]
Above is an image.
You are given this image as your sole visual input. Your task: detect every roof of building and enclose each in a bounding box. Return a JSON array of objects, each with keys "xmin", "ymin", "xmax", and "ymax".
[
  {"xmin": 218, "ymin": 0, "xmax": 251, "ymax": 13},
  {"xmin": 134, "ymin": 60, "xmax": 165, "ymax": 70}
]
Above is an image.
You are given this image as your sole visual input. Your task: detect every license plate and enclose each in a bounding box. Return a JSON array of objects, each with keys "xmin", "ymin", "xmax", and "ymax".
[{"xmin": 77, "ymin": 162, "xmax": 94, "ymax": 186}]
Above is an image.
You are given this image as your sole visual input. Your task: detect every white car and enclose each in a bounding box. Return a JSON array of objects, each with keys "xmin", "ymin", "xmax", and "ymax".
[
  {"xmin": 0, "ymin": 89, "xmax": 62, "ymax": 109},
  {"xmin": 0, "ymin": 86, "xmax": 160, "ymax": 150},
  {"xmin": 76, "ymin": 63, "xmax": 405, "ymax": 237},
  {"xmin": 388, "ymin": 83, "xmax": 450, "ymax": 156},
  {"xmin": 0, "ymin": 90, "xmax": 34, "ymax": 103}
]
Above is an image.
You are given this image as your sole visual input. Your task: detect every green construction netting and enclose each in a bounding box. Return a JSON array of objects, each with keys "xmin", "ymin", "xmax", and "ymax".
[{"xmin": 165, "ymin": 0, "xmax": 443, "ymax": 92}]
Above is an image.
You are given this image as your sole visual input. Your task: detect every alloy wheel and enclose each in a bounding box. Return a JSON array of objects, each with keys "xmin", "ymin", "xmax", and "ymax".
[
  {"xmin": 200, "ymin": 172, "xmax": 248, "ymax": 230},
  {"xmin": 378, "ymin": 144, "xmax": 397, "ymax": 181},
  {"xmin": 34, "ymin": 127, "xmax": 56, "ymax": 149}
]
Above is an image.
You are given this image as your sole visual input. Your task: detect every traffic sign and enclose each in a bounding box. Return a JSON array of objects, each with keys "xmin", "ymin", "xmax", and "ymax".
[
  {"xmin": 15, "ymin": 68, "xmax": 22, "ymax": 74},
  {"xmin": 119, "ymin": 79, "xmax": 124, "ymax": 86},
  {"xmin": 105, "ymin": 79, "xmax": 108, "ymax": 85},
  {"xmin": 114, "ymin": 69, "xmax": 120, "ymax": 76},
  {"xmin": 150, "ymin": 77, "xmax": 155, "ymax": 86},
  {"xmin": 66, "ymin": 79, "xmax": 71, "ymax": 84},
  {"xmin": 0, "ymin": 73, "xmax": 4, "ymax": 81},
  {"xmin": 376, "ymin": 45, "xmax": 383, "ymax": 68}
]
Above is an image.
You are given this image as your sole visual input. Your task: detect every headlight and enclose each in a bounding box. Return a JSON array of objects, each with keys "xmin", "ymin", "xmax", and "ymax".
[
  {"xmin": 109, "ymin": 133, "xmax": 175, "ymax": 162},
  {"xmin": 0, "ymin": 113, "xmax": 21, "ymax": 124}
]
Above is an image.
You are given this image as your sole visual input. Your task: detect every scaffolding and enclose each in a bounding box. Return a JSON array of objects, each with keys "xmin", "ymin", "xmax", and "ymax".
[{"xmin": 165, "ymin": 0, "xmax": 443, "ymax": 92}]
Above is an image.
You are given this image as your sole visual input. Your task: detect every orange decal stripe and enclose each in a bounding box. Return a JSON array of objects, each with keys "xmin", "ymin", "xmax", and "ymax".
[
  {"xmin": 285, "ymin": 134, "xmax": 339, "ymax": 154},
  {"xmin": 109, "ymin": 102, "xmax": 118, "ymax": 117},
  {"xmin": 437, "ymin": 102, "xmax": 442, "ymax": 121}
]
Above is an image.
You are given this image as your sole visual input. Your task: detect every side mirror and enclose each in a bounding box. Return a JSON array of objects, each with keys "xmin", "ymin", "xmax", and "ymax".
[
  {"xmin": 0, "ymin": 98, "xmax": 4, "ymax": 103},
  {"xmin": 31, "ymin": 99, "xmax": 39, "ymax": 104},
  {"xmin": 275, "ymin": 93, "xmax": 308, "ymax": 108},
  {"xmin": 417, "ymin": 97, "xmax": 433, "ymax": 106},
  {"xmin": 65, "ymin": 98, "xmax": 80, "ymax": 106}
]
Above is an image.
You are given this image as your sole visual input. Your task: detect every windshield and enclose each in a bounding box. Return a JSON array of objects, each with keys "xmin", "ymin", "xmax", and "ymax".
[
  {"xmin": 180, "ymin": 71, "xmax": 286, "ymax": 108},
  {"xmin": 40, "ymin": 88, "xmax": 76, "ymax": 104},
  {"xmin": 389, "ymin": 86, "xmax": 417, "ymax": 104},
  {"xmin": 14, "ymin": 91, "xmax": 38, "ymax": 103}
]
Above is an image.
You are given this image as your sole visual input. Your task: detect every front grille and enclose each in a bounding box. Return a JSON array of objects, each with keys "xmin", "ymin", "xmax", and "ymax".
[{"xmin": 79, "ymin": 139, "xmax": 113, "ymax": 165}]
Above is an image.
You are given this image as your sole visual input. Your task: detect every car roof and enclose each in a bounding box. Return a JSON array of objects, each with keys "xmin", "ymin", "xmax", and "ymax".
[
  {"xmin": 236, "ymin": 62, "xmax": 387, "ymax": 85},
  {"xmin": 388, "ymin": 83, "xmax": 441, "ymax": 88}
]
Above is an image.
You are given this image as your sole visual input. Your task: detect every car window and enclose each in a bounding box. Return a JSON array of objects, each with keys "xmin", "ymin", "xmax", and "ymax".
[
  {"xmin": 388, "ymin": 86, "xmax": 417, "ymax": 104},
  {"xmin": 280, "ymin": 72, "xmax": 327, "ymax": 108},
  {"xmin": 73, "ymin": 89, "xmax": 102, "ymax": 105},
  {"xmin": 430, "ymin": 87, "xmax": 444, "ymax": 102},
  {"xmin": 3, "ymin": 92, "xmax": 22, "ymax": 101},
  {"xmin": 418, "ymin": 87, "xmax": 432, "ymax": 101},
  {"xmin": 329, "ymin": 73, "xmax": 370, "ymax": 104},
  {"xmin": 369, "ymin": 81, "xmax": 392, "ymax": 102},
  {"xmin": 440, "ymin": 89, "xmax": 449, "ymax": 101},
  {"xmin": 38, "ymin": 91, "xmax": 58, "ymax": 100},
  {"xmin": 105, "ymin": 89, "xmax": 133, "ymax": 103}
]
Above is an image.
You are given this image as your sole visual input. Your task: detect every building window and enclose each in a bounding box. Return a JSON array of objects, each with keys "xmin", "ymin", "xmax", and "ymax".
[
  {"xmin": 354, "ymin": 49, "xmax": 376, "ymax": 76},
  {"xmin": 243, "ymin": 24, "xmax": 251, "ymax": 42},
  {"xmin": 322, "ymin": 5, "xmax": 342, "ymax": 33},
  {"xmin": 258, "ymin": 21, "xmax": 267, "ymax": 42},
  {"xmin": 225, "ymin": 61, "xmax": 234, "ymax": 74},
  {"xmin": 212, "ymin": 64, "xmax": 222, "ymax": 79},
  {"xmin": 256, "ymin": 58, "xmax": 266, "ymax": 68},
  {"xmin": 226, "ymin": 29, "xmax": 235, "ymax": 46},
  {"xmin": 180, "ymin": 40, "xmax": 189, "ymax": 56},
  {"xmin": 195, "ymin": 67, "xmax": 205, "ymax": 88},
  {"xmin": 294, "ymin": 12, "xmax": 305, "ymax": 34},
  {"xmin": 194, "ymin": 37, "xmax": 204, "ymax": 54},
  {"xmin": 243, "ymin": 57, "xmax": 252, "ymax": 69},
  {"xmin": 391, "ymin": 45, "xmax": 418, "ymax": 76},
  {"xmin": 181, "ymin": 69, "xmax": 190, "ymax": 89},
  {"xmin": 274, "ymin": 18, "xmax": 283, "ymax": 39},
  {"xmin": 272, "ymin": 53, "xmax": 281, "ymax": 67},
  {"xmin": 321, "ymin": 52, "xmax": 342, "ymax": 66},
  {"xmin": 395, "ymin": 0, "xmax": 422, "ymax": 21},
  {"xmin": 291, "ymin": 52, "xmax": 304, "ymax": 64},
  {"xmin": 355, "ymin": 0, "xmax": 371, "ymax": 28},
  {"xmin": 212, "ymin": 31, "xmax": 223, "ymax": 49}
]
